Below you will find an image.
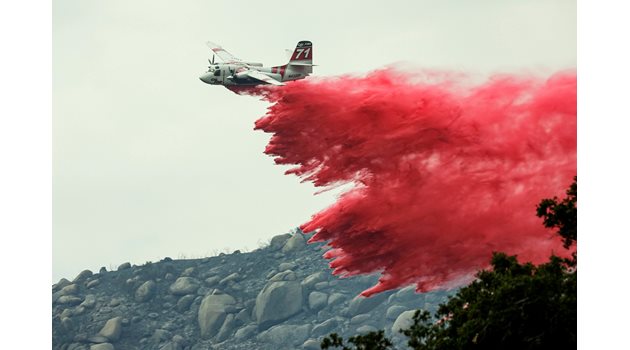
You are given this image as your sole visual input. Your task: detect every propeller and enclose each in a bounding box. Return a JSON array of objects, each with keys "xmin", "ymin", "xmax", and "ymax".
[{"xmin": 207, "ymin": 55, "xmax": 217, "ymax": 70}]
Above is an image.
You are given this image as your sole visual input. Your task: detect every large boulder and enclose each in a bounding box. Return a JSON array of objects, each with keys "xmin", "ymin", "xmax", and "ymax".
[
  {"xmin": 269, "ymin": 233, "xmax": 292, "ymax": 251},
  {"xmin": 117, "ymin": 262, "xmax": 131, "ymax": 271},
  {"xmin": 61, "ymin": 317, "xmax": 74, "ymax": 332},
  {"xmin": 256, "ymin": 324, "xmax": 312, "ymax": 347},
  {"xmin": 301, "ymin": 272, "xmax": 328, "ymax": 291},
  {"xmin": 281, "ymin": 233, "xmax": 306, "ymax": 253},
  {"xmin": 176, "ymin": 294, "xmax": 196, "ymax": 313},
  {"xmin": 350, "ymin": 313, "xmax": 371, "ymax": 325},
  {"xmin": 53, "ymin": 278, "xmax": 72, "ymax": 292},
  {"xmin": 389, "ymin": 285, "xmax": 422, "ymax": 304},
  {"xmin": 348, "ymin": 293, "xmax": 388, "ymax": 316},
  {"xmin": 311, "ymin": 318, "xmax": 341, "ymax": 337},
  {"xmin": 308, "ymin": 291, "xmax": 328, "ymax": 311},
  {"xmin": 98, "ymin": 317, "xmax": 123, "ymax": 342},
  {"xmin": 197, "ymin": 293, "xmax": 236, "ymax": 339},
  {"xmin": 392, "ymin": 310, "xmax": 417, "ymax": 333},
  {"xmin": 233, "ymin": 325, "xmax": 258, "ymax": 340},
  {"xmin": 90, "ymin": 344, "xmax": 114, "ymax": 350},
  {"xmin": 234, "ymin": 309, "xmax": 250, "ymax": 326},
  {"xmin": 86, "ymin": 279, "xmax": 100, "ymax": 289},
  {"xmin": 219, "ymin": 273, "xmax": 240, "ymax": 286},
  {"xmin": 57, "ymin": 295, "xmax": 83, "ymax": 306},
  {"xmin": 314, "ymin": 281, "xmax": 330, "ymax": 290},
  {"xmin": 215, "ymin": 314, "xmax": 236, "ymax": 342},
  {"xmin": 87, "ymin": 334, "xmax": 108, "ymax": 343},
  {"xmin": 169, "ymin": 277, "xmax": 200, "ymax": 295},
  {"xmin": 60, "ymin": 308, "xmax": 73, "ymax": 319},
  {"xmin": 181, "ymin": 267, "xmax": 195, "ymax": 276},
  {"xmin": 254, "ymin": 281, "xmax": 303, "ymax": 330},
  {"xmin": 135, "ymin": 280, "xmax": 156, "ymax": 302},
  {"xmin": 269, "ymin": 270, "xmax": 297, "ymax": 282},
  {"xmin": 73, "ymin": 269, "xmax": 93, "ymax": 283},
  {"xmin": 386, "ymin": 305, "xmax": 408, "ymax": 321},
  {"xmin": 303, "ymin": 339, "xmax": 321, "ymax": 350},
  {"xmin": 204, "ymin": 276, "xmax": 221, "ymax": 287},
  {"xmin": 356, "ymin": 325, "xmax": 378, "ymax": 334},
  {"xmin": 278, "ymin": 262, "xmax": 296, "ymax": 272},
  {"xmin": 80, "ymin": 294, "xmax": 96, "ymax": 309},
  {"xmin": 328, "ymin": 293, "xmax": 346, "ymax": 307},
  {"xmin": 60, "ymin": 283, "xmax": 79, "ymax": 296}
]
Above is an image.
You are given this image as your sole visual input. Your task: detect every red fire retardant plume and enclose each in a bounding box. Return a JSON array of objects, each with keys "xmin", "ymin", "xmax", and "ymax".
[{"xmin": 253, "ymin": 69, "xmax": 576, "ymax": 297}]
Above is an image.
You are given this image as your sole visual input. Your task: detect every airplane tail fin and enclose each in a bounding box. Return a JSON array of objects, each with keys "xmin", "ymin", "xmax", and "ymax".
[{"xmin": 287, "ymin": 40, "xmax": 314, "ymax": 74}]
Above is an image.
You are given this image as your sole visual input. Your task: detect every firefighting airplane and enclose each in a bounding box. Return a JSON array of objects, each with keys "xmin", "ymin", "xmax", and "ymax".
[{"xmin": 199, "ymin": 40, "xmax": 314, "ymax": 88}]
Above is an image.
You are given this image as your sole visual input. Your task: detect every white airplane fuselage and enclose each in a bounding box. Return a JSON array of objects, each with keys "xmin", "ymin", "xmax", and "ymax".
[{"xmin": 199, "ymin": 63, "xmax": 308, "ymax": 86}]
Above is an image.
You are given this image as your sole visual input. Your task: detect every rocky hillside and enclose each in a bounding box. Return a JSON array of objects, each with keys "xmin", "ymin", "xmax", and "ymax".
[{"xmin": 52, "ymin": 230, "xmax": 455, "ymax": 350}]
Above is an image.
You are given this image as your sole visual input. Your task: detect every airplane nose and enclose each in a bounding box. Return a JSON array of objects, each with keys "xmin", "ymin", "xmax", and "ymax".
[{"xmin": 199, "ymin": 72, "xmax": 213, "ymax": 84}]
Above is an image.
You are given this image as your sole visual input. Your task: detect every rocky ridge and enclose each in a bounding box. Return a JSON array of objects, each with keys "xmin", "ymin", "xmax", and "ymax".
[{"xmin": 53, "ymin": 230, "xmax": 454, "ymax": 350}]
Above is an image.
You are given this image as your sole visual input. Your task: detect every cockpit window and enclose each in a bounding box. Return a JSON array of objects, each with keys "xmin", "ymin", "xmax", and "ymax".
[
  {"xmin": 214, "ymin": 70, "xmax": 221, "ymax": 76},
  {"xmin": 215, "ymin": 66, "xmax": 220, "ymax": 70}
]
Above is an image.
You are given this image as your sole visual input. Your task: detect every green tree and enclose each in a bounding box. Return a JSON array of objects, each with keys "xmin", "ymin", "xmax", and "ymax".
[
  {"xmin": 402, "ymin": 253, "xmax": 576, "ymax": 349},
  {"xmin": 536, "ymin": 176, "xmax": 577, "ymax": 249},
  {"xmin": 322, "ymin": 178, "xmax": 577, "ymax": 350},
  {"xmin": 321, "ymin": 331, "xmax": 393, "ymax": 350}
]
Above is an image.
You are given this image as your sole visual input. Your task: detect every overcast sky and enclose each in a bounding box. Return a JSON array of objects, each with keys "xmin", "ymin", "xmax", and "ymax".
[{"xmin": 53, "ymin": 0, "xmax": 576, "ymax": 283}]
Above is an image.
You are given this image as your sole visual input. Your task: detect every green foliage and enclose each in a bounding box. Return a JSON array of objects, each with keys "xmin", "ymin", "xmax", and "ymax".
[
  {"xmin": 402, "ymin": 253, "xmax": 576, "ymax": 349},
  {"xmin": 321, "ymin": 331, "xmax": 393, "ymax": 350},
  {"xmin": 536, "ymin": 176, "xmax": 577, "ymax": 249},
  {"xmin": 322, "ymin": 177, "xmax": 577, "ymax": 350}
]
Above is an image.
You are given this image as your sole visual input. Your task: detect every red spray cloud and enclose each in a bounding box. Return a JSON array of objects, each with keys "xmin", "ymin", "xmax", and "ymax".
[{"xmin": 253, "ymin": 68, "xmax": 576, "ymax": 296}]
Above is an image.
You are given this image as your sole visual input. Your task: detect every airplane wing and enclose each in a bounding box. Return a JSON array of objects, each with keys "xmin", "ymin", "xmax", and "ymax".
[
  {"xmin": 245, "ymin": 70, "xmax": 285, "ymax": 86},
  {"xmin": 206, "ymin": 41, "xmax": 243, "ymax": 64}
]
